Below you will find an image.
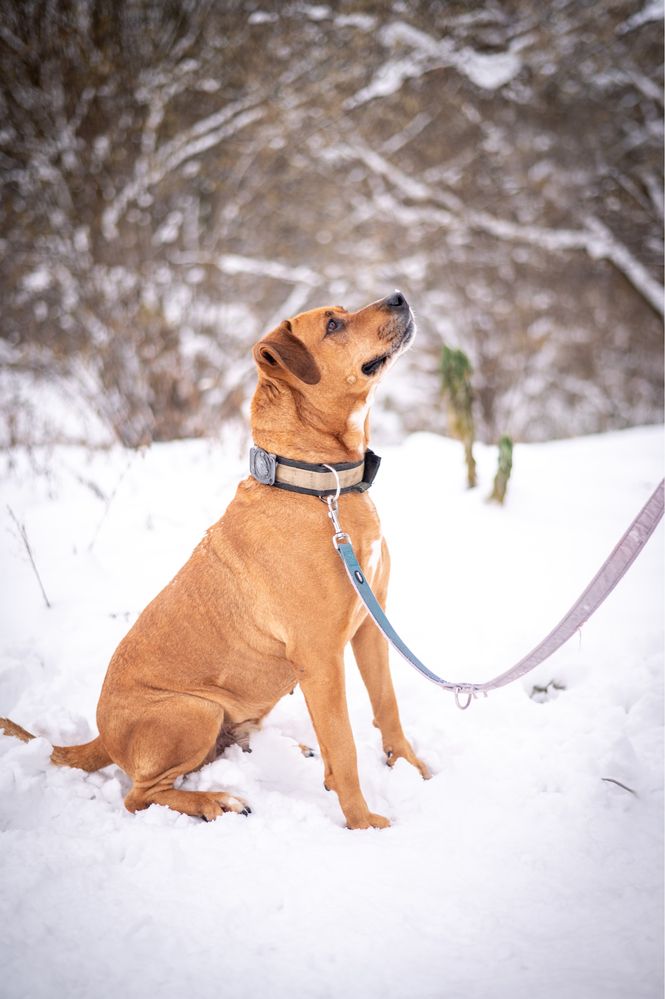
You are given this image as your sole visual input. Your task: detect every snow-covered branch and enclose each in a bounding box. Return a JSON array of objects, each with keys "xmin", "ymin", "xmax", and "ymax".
[
  {"xmin": 102, "ymin": 101, "xmax": 265, "ymax": 239},
  {"xmin": 341, "ymin": 143, "xmax": 664, "ymax": 317},
  {"xmin": 344, "ymin": 18, "xmax": 523, "ymax": 110},
  {"xmin": 1, "ymin": 0, "xmax": 661, "ymax": 447},
  {"xmin": 174, "ymin": 252, "xmax": 323, "ymax": 288}
]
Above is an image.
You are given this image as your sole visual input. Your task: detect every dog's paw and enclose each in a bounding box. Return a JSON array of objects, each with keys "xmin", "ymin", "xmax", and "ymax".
[
  {"xmin": 385, "ymin": 742, "xmax": 431, "ymax": 780},
  {"xmin": 366, "ymin": 811, "xmax": 391, "ymax": 829},
  {"xmin": 346, "ymin": 811, "xmax": 391, "ymax": 830},
  {"xmin": 128, "ymin": 787, "xmax": 252, "ymax": 821},
  {"xmin": 199, "ymin": 791, "xmax": 251, "ymax": 821}
]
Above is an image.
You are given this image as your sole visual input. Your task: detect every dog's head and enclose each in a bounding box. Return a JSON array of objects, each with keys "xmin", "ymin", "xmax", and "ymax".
[{"xmin": 252, "ymin": 292, "xmax": 416, "ymax": 403}]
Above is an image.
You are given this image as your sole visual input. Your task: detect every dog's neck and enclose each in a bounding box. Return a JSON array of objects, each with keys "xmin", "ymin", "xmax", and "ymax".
[{"xmin": 250, "ymin": 380, "xmax": 371, "ymax": 464}]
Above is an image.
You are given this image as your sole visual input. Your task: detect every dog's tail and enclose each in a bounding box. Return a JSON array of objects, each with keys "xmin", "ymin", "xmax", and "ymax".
[{"xmin": 0, "ymin": 716, "xmax": 112, "ymax": 772}]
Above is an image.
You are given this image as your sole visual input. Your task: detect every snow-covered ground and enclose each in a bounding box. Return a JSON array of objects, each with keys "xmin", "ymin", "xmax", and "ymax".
[{"xmin": 0, "ymin": 425, "xmax": 662, "ymax": 999}]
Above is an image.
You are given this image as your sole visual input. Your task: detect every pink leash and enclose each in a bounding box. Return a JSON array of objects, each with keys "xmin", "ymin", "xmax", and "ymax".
[{"xmin": 328, "ymin": 479, "xmax": 664, "ymax": 709}]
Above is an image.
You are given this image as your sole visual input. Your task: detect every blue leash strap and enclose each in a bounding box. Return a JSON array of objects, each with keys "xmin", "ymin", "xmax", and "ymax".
[
  {"xmin": 328, "ymin": 479, "xmax": 664, "ymax": 710},
  {"xmin": 322, "ymin": 473, "xmax": 477, "ymax": 706},
  {"xmin": 335, "ymin": 540, "xmax": 467, "ymax": 692}
]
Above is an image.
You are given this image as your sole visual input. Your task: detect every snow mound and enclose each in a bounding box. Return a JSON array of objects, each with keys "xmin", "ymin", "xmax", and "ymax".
[{"xmin": 0, "ymin": 426, "xmax": 662, "ymax": 999}]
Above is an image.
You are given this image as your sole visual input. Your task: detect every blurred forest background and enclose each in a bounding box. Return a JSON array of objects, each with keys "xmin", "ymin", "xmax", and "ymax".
[{"xmin": 0, "ymin": 0, "xmax": 663, "ymax": 450}]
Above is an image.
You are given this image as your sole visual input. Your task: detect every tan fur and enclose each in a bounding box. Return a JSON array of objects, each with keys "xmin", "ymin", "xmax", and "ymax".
[{"xmin": 0, "ymin": 295, "xmax": 429, "ymax": 829}]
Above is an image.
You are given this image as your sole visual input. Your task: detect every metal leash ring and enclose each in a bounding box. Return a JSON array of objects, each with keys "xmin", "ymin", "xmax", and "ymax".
[
  {"xmin": 322, "ymin": 463, "xmax": 342, "ymax": 504},
  {"xmin": 453, "ymin": 686, "xmax": 475, "ymax": 710}
]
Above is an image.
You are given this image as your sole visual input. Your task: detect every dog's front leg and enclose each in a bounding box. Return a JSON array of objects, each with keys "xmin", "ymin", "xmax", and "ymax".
[
  {"xmin": 299, "ymin": 663, "xmax": 390, "ymax": 830},
  {"xmin": 351, "ymin": 614, "xmax": 431, "ymax": 780}
]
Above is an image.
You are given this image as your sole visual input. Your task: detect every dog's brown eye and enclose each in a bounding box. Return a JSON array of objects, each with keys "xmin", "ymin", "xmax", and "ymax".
[{"xmin": 326, "ymin": 318, "xmax": 341, "ymax": 334}]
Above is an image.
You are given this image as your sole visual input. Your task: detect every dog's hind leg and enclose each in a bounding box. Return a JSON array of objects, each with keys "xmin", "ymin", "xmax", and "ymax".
[
  {"xmin": 108, "ymin": 695, "xmax": 250, "ymax": 820},
  {"xmin": 126, "ymin": 784, "xmax": 250, "ymax": 820}
]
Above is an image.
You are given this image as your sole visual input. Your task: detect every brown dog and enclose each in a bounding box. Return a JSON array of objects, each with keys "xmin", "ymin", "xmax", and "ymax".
[{"xmin": 1, "ymin": 292, "xmax": 429, "ymax": 829}]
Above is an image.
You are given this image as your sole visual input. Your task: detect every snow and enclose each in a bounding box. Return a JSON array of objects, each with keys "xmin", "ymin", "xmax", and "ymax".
[
  {"xmin": 21, "ymin": 268, "xmax": 52, "ymax": 293},
  {"xmin": 0, "ymin": 425, "xmax": 663, "ymax": 999},
  {"xmin": 216, "ymin": 252, "xmax": 320, "ymax": 286},
  {"xmin": 345, "ymin": 19, "xmax": 522, "ymax": 109},
  {"xmin": 459, "ymin": 46, "xmax": 522, "ymax": 90},
  {"xmin": 248, "ymin": 11, "xmax": 278, "ymax": 26},
  {"xmin": 617, "ymin": 0, "xmax": 664, "ymax": 35},
  {"xmin": 0, "ymin": 367, "xmax": 115, "ymax": 449}
]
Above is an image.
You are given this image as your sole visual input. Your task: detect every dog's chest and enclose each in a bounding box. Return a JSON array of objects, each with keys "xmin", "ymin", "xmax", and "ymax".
[{"xmin": 345, "ymin": 526, "xmax": 386, "ymax": 634}]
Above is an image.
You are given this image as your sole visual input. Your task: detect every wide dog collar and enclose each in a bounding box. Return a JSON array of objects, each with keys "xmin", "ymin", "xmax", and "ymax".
[{"xmin": 249, "ymin": 446, "xmax": 381, "ymax": 497}]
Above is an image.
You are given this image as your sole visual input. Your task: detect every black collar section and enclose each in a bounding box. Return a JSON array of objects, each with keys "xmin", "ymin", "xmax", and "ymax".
[{"xmin": 249, "ymin": 446, "xmax": 381, "ymax": 497}]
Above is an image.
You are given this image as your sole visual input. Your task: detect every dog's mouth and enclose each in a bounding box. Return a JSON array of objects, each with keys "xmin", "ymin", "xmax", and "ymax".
[
  {"xmin": 361, "ymin": 353, "xmax": 390, "ymax": 377},
  {"xmin": 361, "ymin": 315, "xmax": 416, "ymax": 378}
]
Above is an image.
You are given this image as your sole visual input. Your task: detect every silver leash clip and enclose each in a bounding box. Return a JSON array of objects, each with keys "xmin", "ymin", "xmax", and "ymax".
[{"xmin": 323, "ymin": 464, "xmax": 350, "ymax": 549}]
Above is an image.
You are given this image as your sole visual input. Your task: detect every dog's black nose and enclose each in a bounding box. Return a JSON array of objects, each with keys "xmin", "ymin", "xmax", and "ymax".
[{"xmin": 383, "ymin": 291, "xmax": 408, "ymax": 310}]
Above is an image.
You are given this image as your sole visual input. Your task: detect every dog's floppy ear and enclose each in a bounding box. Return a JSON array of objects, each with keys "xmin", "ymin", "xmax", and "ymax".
[{"xmin": 253, "ymin": 322, "xmax": 321, "ymax": 385}]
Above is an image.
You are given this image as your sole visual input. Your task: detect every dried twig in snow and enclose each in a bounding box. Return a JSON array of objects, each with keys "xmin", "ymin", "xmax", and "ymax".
[{"xmin": 7, "ymin": 505, "xmax": 51, "ymax": 609}]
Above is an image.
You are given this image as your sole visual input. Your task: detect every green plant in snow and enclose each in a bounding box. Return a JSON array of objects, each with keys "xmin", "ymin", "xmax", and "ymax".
[
  {"xmin": 440, "ymin": 346, "xmax": 477, "ymax": 489},
  {"xmin": 488, "ymin": 435, "xmax": 513, "ymax": 504}
]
